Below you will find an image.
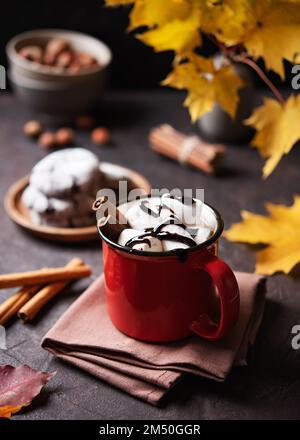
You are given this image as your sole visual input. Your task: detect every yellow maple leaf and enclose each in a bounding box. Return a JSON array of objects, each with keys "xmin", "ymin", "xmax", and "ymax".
[
  {"xmin": 242, "ymin": 0, "xmax": 300, "ymax": 79},
  {"xmin": 245, "ymin": 95, "xmax": 300, "ymax": 177},
  {"xmin": 138, "ymin": 17, "xmax": 201, "ymax": 54},
  {"xmin": 163, "ymin": 55, "xmax": 244, "ymax": 121},
  {"xmin": 201, "ymin": 0, "xmax": 254, "ymax": 46},
  {"xmin": 136, "ymin": 0, "xmax": 201, "ymax": 55},
  {"xmin": 129, "ymin": 0, "xmax": 191, "ymax": 30},
  {"xmin": 224, "ymin": 196, "xmax": 300, "ymax": 275},
  {"xmin": 105, "ymin": 0, "xmax": 134, "ymax": 5}
]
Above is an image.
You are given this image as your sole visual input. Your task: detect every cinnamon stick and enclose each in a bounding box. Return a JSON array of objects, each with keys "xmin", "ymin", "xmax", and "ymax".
[
  {"xmin": 18, "ymin": 258, "xmax": 88, "ymax": 323},
  {"xmin": 0, "ymin": 285, "xmax": 41, "ymax": 326},
  {"xmin": 0, "ymin": 261, "xmax": 91, "ymax": 289},
  {"xmin": 149, "ymin": 124, "xmax": 225, "ymax": 175},
  {"xmin": 93, "ymin": 196, "xmax": 128, "ymax": 241}
]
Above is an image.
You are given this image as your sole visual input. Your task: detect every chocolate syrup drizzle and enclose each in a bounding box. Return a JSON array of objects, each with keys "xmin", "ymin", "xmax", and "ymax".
[
  {"xmin": 161, "ymin": 193, "xmax": 196, "ymax": 205},
  {"xmin": 125, "ymin": 211, "xmax": 197, "ymax": 249},
  {"xmin": 140, "ymin": 200, "xmax": 175, "ymax": 218}
]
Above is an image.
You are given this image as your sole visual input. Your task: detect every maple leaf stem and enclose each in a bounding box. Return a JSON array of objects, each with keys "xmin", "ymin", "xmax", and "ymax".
[
  {"xmin": 230, "ymin": 54, "xmax": 285, "ymax": 105},
  {"xmin": 207, "ymin": 34, "xmax": 285, "ymax": 105}
]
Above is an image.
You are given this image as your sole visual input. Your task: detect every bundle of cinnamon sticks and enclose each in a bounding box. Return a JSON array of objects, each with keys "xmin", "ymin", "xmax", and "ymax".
[
  {"xmin": 0, "ymin": 258, "xmax": 91, "ymax": 326},
  {"xmin": 149, "ymin": 124, "xmax": 225, "ymax": 175}
]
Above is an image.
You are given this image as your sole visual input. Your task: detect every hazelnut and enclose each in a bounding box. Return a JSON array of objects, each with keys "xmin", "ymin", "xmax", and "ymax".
[
  {"xmin": 75, "ymin": 114, "xmax": 95, "ymax": 129},
  {"xmin": 75, "ymin": 52, "xmax": 97, "ymax": 68},
  {"xmin": 38, "ymin": 132, "xmax": 56, "ymax": 149},
  {"xmin": 91, "ymin": 127, "xmax": 110, "ymax": 145},
  {"xmin": 43, "ymin": 52, "xmax": 56, "ymax": 66},
  {"xmin": 19, "ymin": 46, "xmax": 43, "ymax": 63},
  {"xmin": 68, "ymin": 63, "xmax": 81, "ymax": 74},
  {"xmin": 55, "ymin": 128, "xmax": 75, "ymax": 146},
  {"xmin": 56, "ymin": 50, "xmax": 73, "ymax": 68},
  {"xmin": 23, "ymin": 120, "xmax": 43, "ymax": 138},
  {"xmin": 45, "ymin": 38, "xmax": 69, "ymax": 58}
]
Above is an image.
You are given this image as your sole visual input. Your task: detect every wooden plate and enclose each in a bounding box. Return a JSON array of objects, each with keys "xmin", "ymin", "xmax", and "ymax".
[{"xmin": 5, "ymin": 162, "xmax": 151, "ymax": 243}]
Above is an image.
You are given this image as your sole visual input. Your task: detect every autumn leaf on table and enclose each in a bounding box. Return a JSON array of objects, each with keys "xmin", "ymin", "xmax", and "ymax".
[
  {"xmin": 224, "ymin": 196, "xmax": 300, "ymax": 275},
  {"xmin": 245, "ymin": 95, "xmax": 300, "ymax": 177},
  {"xmin": 163, "ymin": 55, "xmax": 244, "ymax": 121},
  {"xmin": 0, "ymin": 365, "xmax": 55, "ymax": 418}
]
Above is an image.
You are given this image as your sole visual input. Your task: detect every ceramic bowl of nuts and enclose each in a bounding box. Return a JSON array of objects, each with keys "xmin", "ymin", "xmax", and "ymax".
[{"xmin": 6, "ymin": 29, "xmax": 112, "ymax": 120}]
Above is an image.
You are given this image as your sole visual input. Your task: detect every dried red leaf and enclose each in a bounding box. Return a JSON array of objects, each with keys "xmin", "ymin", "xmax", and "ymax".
[{"xmin": 0, "ymin": 365, "xmax": 55, "ymax": 418}]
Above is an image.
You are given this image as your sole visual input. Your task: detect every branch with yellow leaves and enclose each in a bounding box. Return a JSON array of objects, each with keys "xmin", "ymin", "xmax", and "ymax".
[
  {"xmin": 105, "ymin": 0, "xmax": 300, "ymax": 177},
  {"xmin": 229, "ymin": 53, "xmax": 285, "ymax": 105}
]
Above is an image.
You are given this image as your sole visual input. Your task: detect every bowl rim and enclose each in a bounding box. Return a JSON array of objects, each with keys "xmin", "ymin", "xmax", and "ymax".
[{"xmin": 6, "ymin": 28, "xmax": 112, "ymax": 79}]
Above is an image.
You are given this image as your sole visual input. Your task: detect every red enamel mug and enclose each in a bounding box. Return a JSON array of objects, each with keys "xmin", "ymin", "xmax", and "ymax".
[{"xmin": 99, "ymin": 199, "xmax": 240, "ymax": 343}]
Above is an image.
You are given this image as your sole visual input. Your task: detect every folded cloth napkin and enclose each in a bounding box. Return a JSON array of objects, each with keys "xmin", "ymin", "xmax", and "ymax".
[{"xmin": 42, "ymin": 272, "xmax": 266, "ymax": 406}]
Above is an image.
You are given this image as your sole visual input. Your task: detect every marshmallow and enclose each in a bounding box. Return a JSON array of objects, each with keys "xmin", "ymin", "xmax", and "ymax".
[
  {"xmin": 118, "ymin": 229, "xmax": 143, "ymax": 247},
  {"xmin": 118, "ymin": 229, "xmax": 163, "ymax": 252},
  {"xmin": 125, "ymin": 199, "xmax": 166, "ymax": 229},
  {"xmin": 118, "ymin": 196, "xmax": 215, "ymax": 254},
  {"xmin": 132, "ymin": 236, "xmax": 163, "ymax": 252},
  {"xmin": 194, "ymin": 227, "xmax": 212, "ymax": 244},
  {"xmin": 161, "ymin": 194, "xmax": 204, "ymax": 227},
  {"xmin": 160, "ymin": 224, "xmax": 195, "ymax": 252}
]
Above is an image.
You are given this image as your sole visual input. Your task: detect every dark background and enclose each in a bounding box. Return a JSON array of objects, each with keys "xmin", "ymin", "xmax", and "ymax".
[{"xmin": 0, "ymin": 0, "xmax": 291, "ymax": 90}]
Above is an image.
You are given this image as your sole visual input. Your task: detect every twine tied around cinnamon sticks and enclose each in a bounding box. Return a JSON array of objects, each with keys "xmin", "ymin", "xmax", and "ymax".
[
  {"xmin": 0, "ymin": 258, "xmax": 91, "ymax": 326},
  {"xmin": 149, "ymin": 124, "xmax": 225, "ymax": 175}
]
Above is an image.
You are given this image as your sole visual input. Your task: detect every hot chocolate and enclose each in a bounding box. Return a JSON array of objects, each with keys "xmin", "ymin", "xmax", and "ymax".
[
  {"xmin": 116, "ymin": 194, "xmax": 217, "ymax": 253},
  {"xmin": 94, "ymin": 193, "xmax": 239, "ymax": 343}
]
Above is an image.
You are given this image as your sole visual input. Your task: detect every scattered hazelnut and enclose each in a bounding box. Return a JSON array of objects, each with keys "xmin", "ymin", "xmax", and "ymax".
[
  {"xmin": 55, "ymin": 128, "xmax": 75, "ymax": 146},
  {"xmin": 56, "ymin": 50, "xmax": 73, "ymax": 68},
  {"xmin": 91, "ymin": 127, "xmax": 110, "ymax": 145},
  {"xmin": 23, "ymin": 120, "xmax": 43, "ymax": 138},
  {"xmin": 45, "ymin": 38, "xmax": 70, "ymax": 58},
  {"xmin": 19, "ymin": 46, "xmax": 43, "ymax": 63},
  {"xmin": 38, "ymin": 132, "xmax": 56, "ymax": 149},
  {"xmin": 75, "ymin": 114, "xmax": 95, "ymax": 129}
]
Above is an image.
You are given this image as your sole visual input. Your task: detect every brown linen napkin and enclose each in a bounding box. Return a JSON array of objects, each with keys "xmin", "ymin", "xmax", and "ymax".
[{"xmin": 42, "ymin": 272, "xmax": 266, "ymax": 406}]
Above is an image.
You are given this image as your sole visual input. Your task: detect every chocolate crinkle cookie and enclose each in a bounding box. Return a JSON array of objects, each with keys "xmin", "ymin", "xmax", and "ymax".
[{"xmin": 23, "ymin": 148, "xmax": 103, "ymax": 228}]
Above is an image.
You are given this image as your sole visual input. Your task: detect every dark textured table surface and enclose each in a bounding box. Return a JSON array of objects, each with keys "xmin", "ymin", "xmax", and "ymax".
[{"xmin": 0, "ymin": 91, "xmax": 300, "ymax": 420}]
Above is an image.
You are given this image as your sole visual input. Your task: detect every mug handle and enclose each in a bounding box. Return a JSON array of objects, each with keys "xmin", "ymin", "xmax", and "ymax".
[{"xmin": 190, "ymin": 249, "xmax": 240, "ymax": 341}]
